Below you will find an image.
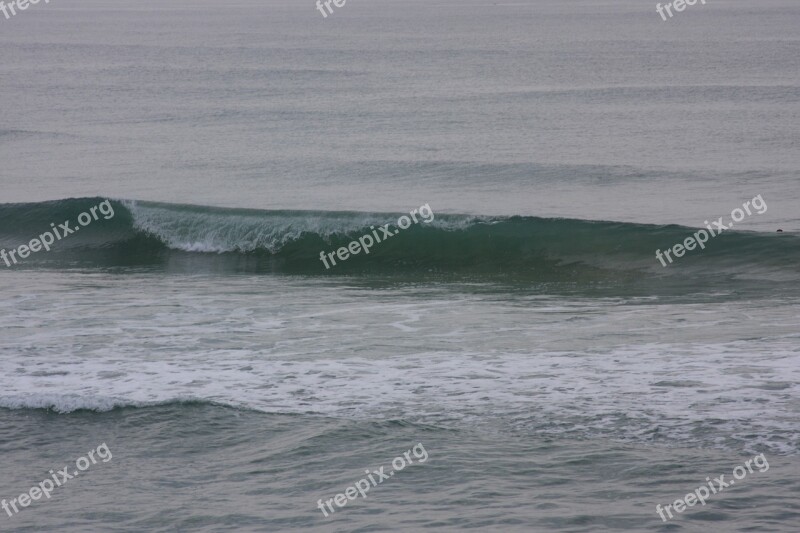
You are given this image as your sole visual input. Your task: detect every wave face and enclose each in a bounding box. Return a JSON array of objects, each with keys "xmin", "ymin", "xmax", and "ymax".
[{"xmin": 0, "ymin": 198, "xmax": 797, "ymax": 285}]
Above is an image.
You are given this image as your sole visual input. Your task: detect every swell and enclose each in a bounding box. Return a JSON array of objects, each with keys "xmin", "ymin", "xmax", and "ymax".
[{"xmin": 0, "ymin": 198, "xmax": 797, "ymax": 283}]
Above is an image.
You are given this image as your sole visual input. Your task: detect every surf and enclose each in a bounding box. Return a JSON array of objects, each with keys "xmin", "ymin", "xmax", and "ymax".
[{"xmin": 0, "ymin": 198, "xmax": 797, "ymax": 285}]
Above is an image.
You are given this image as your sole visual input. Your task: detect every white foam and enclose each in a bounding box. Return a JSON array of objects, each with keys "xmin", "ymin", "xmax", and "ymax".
[
  {"xmin": 1, "ymin": 342, "xmax": 798, "ymax": 455},
  {"xmin": 1, "ymin": 273, "xmax": 796, "ymax": 455}
]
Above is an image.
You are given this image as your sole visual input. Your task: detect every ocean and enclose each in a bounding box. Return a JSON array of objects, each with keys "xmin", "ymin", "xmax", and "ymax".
[{"xmin": 0, "ymin": 0, "xmax": 799, "ymax": 531}]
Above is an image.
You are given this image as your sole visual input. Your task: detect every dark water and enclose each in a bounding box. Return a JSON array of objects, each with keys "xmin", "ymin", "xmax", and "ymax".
[{"xmin": 1, "ymin": 405, "xmax": 798, "ymax": 532}]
